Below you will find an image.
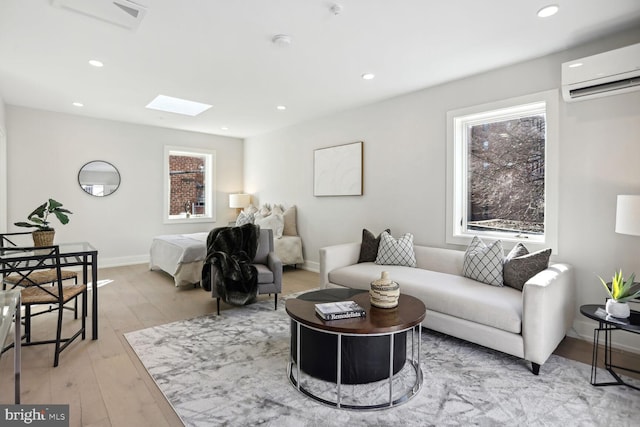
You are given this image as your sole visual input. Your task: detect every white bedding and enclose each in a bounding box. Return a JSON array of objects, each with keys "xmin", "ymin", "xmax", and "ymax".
[
  {"xmin": 150, "ymin": 230, "xmax": 304, "ymax": 286},
  {"xmin": 149, "ymin": 233, "xmax": 208, "ymax": 286}
]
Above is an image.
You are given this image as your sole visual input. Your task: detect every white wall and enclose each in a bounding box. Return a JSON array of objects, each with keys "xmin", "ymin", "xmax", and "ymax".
[
  {"xmin": 6, "ymin": 106, "xmax": 244, "ymax": 266},
  {"xmin": 245, "ymin": 30, "xmax": 640, "ymax": 352},
  {"xmin": 0, "ymin": 95, "xmax": 6, "ymax": 232}
]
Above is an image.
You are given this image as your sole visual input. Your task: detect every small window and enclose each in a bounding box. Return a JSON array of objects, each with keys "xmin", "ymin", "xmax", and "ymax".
[
  {"xmin": 446, "ymin": 90, "xmax": 559, "ymax": 252},
  {"xmin": 163, "ymin": 146, "xmax": 216, "ymax": 224}
]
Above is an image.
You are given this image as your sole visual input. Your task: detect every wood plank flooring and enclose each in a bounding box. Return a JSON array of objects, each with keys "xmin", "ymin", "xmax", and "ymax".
[{"xmin": 1, "ymin": 264, "xmax": 638, "ymax": 426}]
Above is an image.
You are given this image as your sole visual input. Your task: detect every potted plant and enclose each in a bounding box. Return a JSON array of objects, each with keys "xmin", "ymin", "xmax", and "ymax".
[
  {"xmin": 598, "ymin": 270, "xmax": 640, "ymax": 318},
  {"xmin": 14, "ymin": 198, "xmax": 73, "ymax": 246}
]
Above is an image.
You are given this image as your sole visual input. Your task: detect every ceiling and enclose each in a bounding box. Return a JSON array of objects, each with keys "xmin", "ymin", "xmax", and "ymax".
[{"xmin": 1, "ymin": 1, "xmax": 639, "ymax": 139}]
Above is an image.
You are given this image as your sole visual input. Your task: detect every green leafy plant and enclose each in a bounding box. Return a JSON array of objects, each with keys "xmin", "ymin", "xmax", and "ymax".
[
  {"xmin": 598, "ymin": 270, "xmax": 640, "ymax": 303},
  {"xmin": 14, "ymin": 198, "xmax": 72, "ymax": 231}
]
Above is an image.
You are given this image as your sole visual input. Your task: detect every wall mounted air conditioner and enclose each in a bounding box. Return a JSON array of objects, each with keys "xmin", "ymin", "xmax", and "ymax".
[{"xmin": 561, "ymin": 43, "xmax": 640, "ymax": 102}]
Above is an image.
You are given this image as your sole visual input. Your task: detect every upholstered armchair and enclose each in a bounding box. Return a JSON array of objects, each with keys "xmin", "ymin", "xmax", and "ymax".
[{"xmin": 209, "ymin": 228, "xmax": 282, "ymax": 314}]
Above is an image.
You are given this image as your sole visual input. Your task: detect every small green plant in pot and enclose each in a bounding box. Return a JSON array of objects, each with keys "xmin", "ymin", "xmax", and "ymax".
[
  {"xmin": 14, "ymin": 198, "xmax": 73, "ymax": 246},
  {"xmin": 598, "ymin": 270, "xmax": 640, "ymax": 318}
]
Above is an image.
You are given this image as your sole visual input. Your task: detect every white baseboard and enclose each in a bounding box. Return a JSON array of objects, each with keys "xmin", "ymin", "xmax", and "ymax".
[
  {"xmin": 301, "ymin": 260, "xmax": 319, "ymax": 273},
  {"xmin": 570, "ymin": 318, "xmax": 640, "ymax": 355},
  {"xmin": 99, "ymin": 254, "xmax": 150, "ymax": 269}
]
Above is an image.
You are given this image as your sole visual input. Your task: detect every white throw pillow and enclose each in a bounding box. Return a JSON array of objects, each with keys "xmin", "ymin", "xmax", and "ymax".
[
  {"xmin": 375, "ymin": 232, "xmax": 416, "ymax": 267},
  {"xmin": 235, "ymin": 211, "xmax": 254, "ymax": 226},
  {"xmin": 462, "ymin": 236, "xmax": 504, "ymax": 286},
  {"xmin": 255, "ymin": 213, "xmax": 284, "ymax": 239}
]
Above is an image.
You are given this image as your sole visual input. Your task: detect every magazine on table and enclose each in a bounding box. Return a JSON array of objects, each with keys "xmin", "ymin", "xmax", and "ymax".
[{"xmin": 315, "ymin": 300, "xmax": 366, "ymax": 320}]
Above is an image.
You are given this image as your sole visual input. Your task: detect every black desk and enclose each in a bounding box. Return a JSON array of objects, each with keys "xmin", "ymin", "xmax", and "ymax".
[
  {"xmin": 0, "ymin": 242, "xmax": 99, "ymax": 340},
  {"xmin": 580, "ymin": 304, "xmax": 640, "ymax": 390}
]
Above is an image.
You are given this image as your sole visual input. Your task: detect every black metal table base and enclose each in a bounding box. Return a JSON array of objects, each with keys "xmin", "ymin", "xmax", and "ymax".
[{"xmin": 590, "ymin": 323, "xmax": 640, "ymax": 391}]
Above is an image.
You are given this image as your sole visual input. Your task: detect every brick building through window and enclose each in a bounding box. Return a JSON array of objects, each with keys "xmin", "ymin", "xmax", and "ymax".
[{"xmin": 169, "ymin": 155, "xmax": 205, "ymax": 215}]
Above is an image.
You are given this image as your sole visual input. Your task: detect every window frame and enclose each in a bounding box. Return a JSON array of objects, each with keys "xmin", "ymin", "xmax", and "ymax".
[
  {"xmin": 445, "ymin": 90, "xmax": 559, "ymax": 253},
  {"xmin": 163, "ymin": 146, "xmax": 216, "ymax": 224}
]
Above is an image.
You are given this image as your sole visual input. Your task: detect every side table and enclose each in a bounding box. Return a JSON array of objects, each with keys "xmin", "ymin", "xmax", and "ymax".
[{"xmin": 580, "ymin": 304, "xmax": 640, "ymax": 390}]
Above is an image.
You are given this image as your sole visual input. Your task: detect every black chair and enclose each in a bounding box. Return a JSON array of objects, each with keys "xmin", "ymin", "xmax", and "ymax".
[
  {"xmin": 0, "ymin": 244, "xmax": 87, "ymax": 367},
  {"xmin": 1, "ymin": 232, "xmax": 80, "ymax": 318}
]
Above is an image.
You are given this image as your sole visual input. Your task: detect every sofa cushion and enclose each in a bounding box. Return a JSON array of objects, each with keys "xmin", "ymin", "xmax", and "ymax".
[
  {"xmin": 375, "ymin": 232, "xmax": 416, "ymax": 267},
  {"xmin": 358, "ymin": 228, "xmax": 389, "ymax": 263},
  {"xmin": 462, "ymin": 236, "xmax": 504, "ymax": 286},
  {"xmin": 328, "ymin": 263, "xmax": 522, "ymax": 333},
  {"xmin": 504, "ymin": 244, "xmax": 551, "ymax": 291}
]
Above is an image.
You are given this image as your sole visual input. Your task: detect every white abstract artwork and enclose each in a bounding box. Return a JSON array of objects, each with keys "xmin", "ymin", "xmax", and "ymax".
[{"xmin": 314, "ymin": 141, "xmax": 363, "ymax": 196}]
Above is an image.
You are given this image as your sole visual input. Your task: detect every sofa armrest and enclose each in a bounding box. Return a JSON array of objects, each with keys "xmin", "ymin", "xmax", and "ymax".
[
  {"xmin": 522, "ymin": 263, "xmax": 575, "ymax": 365},
  {"xmin": 319, "ymin": 242, "xmax": 361, "ymax": 288}
]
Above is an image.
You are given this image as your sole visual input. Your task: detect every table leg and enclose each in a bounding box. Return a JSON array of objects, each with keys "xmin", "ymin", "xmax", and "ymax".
[
  {"xmin": 388, "ymin": 333, "xmax": 394, "ymax": 406},
  {"xmin": 91, "ymin": 253, "xmax": 98, "ymax": 340},
  {"xmin": 590, "ymin": 326, "xmax": 599, "ymax": 385},
  {"xmin": 14, "ymin": 294, "xmax": 21, "ymax": 404},
  {"xmin": 296, "ymin": 322, "xmax": 301, "ymax": 391},
  {"xmin": 336, "ymin": 334, "xmax": 342, "ymax": 408}
]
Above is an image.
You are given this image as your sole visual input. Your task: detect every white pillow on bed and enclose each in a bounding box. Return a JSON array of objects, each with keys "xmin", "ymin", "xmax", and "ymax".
[{"xmin": 255, "ymin": 213, "xmax": 284, "ymax": 238}]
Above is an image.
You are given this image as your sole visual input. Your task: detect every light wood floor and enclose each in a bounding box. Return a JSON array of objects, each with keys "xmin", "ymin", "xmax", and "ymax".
[{"xmin": 1, "ymin": 264, "xmax": 638, "ymax": 426}]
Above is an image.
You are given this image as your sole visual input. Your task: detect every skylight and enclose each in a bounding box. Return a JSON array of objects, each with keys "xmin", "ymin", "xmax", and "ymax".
[{"xmin": 145, "ymin": 95, "xmax": 212, "ymax": 116}]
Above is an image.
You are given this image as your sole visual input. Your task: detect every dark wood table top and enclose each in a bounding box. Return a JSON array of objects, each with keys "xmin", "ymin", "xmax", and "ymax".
[
  {"xmin": 580, "ymin": 304, "xmax": 640, "ymax": 332},
  {"xmin": 286, "ymin": 291, "xmax": 426, "ymax": 334}
]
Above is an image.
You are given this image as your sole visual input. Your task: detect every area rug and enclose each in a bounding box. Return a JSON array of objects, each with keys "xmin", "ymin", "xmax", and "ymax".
[{"xmin": 124, "ymin": 297, "xmax": 639, "ymax": 426}]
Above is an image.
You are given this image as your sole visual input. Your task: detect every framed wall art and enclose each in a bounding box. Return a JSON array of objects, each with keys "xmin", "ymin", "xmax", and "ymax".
[{"xmin": 313, "ymin": 141, "xmax": 363, "ymax": 196}]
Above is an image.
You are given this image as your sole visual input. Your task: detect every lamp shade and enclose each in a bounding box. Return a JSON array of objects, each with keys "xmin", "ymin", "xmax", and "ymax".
[
  {"xmin": 229, "ymin": 193, "xmax": 251, "ymax": 209},
  {"xmin": 615, "ymin": 195, "xmax": 640, "ymax": 236}
]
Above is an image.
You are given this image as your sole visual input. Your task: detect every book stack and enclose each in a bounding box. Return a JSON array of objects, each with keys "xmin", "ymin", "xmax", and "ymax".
[{"xmin": 315, "ymin": 300, "xmax": 366, "ymax": 320}]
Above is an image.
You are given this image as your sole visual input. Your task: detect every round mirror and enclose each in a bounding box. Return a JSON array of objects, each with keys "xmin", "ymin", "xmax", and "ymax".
[{"xmin": 78, "ymin": 160, "xmax": 121, "ymax": 197}]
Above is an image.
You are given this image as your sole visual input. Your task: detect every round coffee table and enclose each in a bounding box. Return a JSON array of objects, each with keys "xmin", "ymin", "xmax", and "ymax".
[{"xmin": 285, "ymin": 289, "xmax": 426, "ymax": 410}]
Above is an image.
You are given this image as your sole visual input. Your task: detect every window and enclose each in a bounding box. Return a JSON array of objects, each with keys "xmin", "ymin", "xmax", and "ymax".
[
  {"xmin": 164, "ymin": 146, "xmax": 216, "ymax": 224},
  {"xmin": 446, "ymin": 90, "xmax": 559, "ymax": 252}
]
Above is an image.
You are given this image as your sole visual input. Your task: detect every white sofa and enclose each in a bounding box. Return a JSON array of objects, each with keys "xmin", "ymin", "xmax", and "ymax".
[{"xmin": 319, "ymin": 242, "xmax": 575, "ymax": 374}]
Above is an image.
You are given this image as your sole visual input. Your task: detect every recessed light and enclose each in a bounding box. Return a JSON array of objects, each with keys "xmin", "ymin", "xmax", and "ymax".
[
  {"xmin": 72, "ymin": 102, "xmax": 84, "ymax": 107},
  {"xmin": 537, "ymin": 5, "xmax": 559, "ymax": 18},
  {"xmin": 361, "ymin": 73, "xmax": 375, "ymax": 80},
  {"xmin": 568, "ymin": 62, "xmax": 583, "ymax": 68},
  {"xmin": 221, "ymin": 126, "xmax": 229, "ymax": 130},
  {"xmin": 145, "ymin": 95, "xmax": 212, "ymax": 116},
  {"xmin": 88, "ymin": 59, "xmax": 103, "ymax": 67},
  {"xmin": 276, "ymin": 105, "xmax": 287, "ymax": 110}
]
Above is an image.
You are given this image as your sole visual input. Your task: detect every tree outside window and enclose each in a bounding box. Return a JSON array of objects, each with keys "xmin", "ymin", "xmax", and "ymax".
[
  {"xmin": 446, "ymin": 90, "xmax": 559, "ymax": 251},
  {"xmin": 467, "ymin": 115, "xmax": 545, "ymax": 235}
]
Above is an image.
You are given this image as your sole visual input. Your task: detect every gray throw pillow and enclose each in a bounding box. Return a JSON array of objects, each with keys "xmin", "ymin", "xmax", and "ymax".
[
  {"xmin": 462, "ymin": 236, "xmax": 504, "ymax": 286},
  {"xmin": 503, "ymin": 243, "xmax": 551, "ymax": 291},
  {"xmin": 375, "ymin": 232, "xmax": 416, "ymax": 267},
  {"xmin": 358, "ymin": 228, "xmax": 390, "ymax": 263}
]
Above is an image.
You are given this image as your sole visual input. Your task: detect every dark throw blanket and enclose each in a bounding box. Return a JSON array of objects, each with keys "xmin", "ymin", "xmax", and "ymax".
[{"xmin": 202, "ymin": 224, "xmax": 260, "ymax": 306}]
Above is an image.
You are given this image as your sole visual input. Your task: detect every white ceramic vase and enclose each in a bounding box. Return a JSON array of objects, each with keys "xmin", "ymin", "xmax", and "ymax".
[
  {"xmin": 370, "ymin": 271, "xmax": 400, "ymax": 309},
  {"xmin": 605, "ymin": 299, "xmax": 630, "ymax": 318}
]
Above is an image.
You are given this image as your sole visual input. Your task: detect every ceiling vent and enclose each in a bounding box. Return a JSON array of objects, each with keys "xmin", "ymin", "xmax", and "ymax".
[
  {"xmin": 51, "ymin": 0, "xmax": 147, "ymax": 30},
  {"xmin": 561, "ymin": 43, "xmax": 640, "ymax": 102}
]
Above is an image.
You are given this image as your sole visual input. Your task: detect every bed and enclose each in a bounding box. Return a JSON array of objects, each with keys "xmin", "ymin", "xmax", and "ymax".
[
  {"xmin": 150, "ymin": 232, "xmax": 304, "ymax": 287},
  {"xmin": 149, "ymin": 232, "xmax": 208, "ymax": 287}
]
